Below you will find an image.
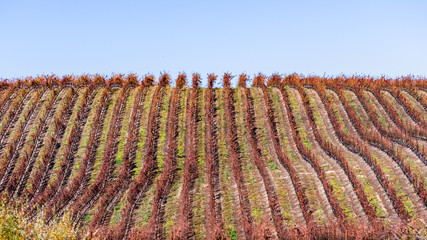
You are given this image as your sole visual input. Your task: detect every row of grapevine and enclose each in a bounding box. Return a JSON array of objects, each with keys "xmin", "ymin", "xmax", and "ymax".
[
  {"xmin": 279, "ymin": 82, "xmax": 349, "ymax": 231},
  {"xmin": 71, "ymin": 82, "xmax": 131, "ymax": 227},
  {"xmin": 223, "ymin": 74, "xmax": 254, "ymax": 238},
  {"xmin": 0, "ymin": 89, "xmax": 43, "ymax": 193},
  {"xmin": 139, "ymin": 75, "xmax": 182, "ymax": 239},
  {"xmin": 89, "ymin": 78, "xmax": 149, "ymax": 232},
  {"xmin": 260, "ymin": 80, "xmax": 313, "ymax": 226},
  {"xmin": 298, "ymin": 78, "xmax": 419, "ymax": 221},
  {"xmin": 0, "ymin": 89, "xmax": 31, "ymax": 154},
  {"xmin": 11, "ymin": 89, "xmax": 62, "ymax": 200},
  {"xmin": 338, "ymin": 88, "xmax": 427, "ymax": 211},
  {"xmin": 115, "ymin": 75, "xmax": 167, "ymax": 239},
  {"xmin": 172, "ymin": 74, "xmax": 200, "ymax": 238},
  {"xmin": 372, "ymin": 88, "xmax": 427, "ymax": 139},
  {"xmin": 297, "ymin": 85, "xmax": 378, "ymax": 224},
  {"xmin": 240, "ymin": 74, "xmax": 287, "ymax": 238},
  {"xmin": 30, "ymin": 89, "xmax": 77, "ymax": 204},
  {"xmin": 45, "ymin": 87, "xmax": 112, "ymax": 222},
  {"xmin": 203, "ymin": 74, "xmax": 226, "ymax": 238},
  {"xmin": 2, "ymin": 89, "xmax": 45, "ymax": 198},
  {"xmin": 26, "ymin": 88, "xmax": 78, "ymax": 204},
  {"xmin": 323, "ymin": 87, "xmax": 414, "ymax": 217},
  {"xmin": 0, "ymin": 86, "xmax": 19, "ymax": 120}
]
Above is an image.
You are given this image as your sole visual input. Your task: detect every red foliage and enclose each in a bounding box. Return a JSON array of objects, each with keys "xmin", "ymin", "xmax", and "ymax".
[
  {"xmin": 108, "ymin": 74, "xmax": 124, "ymax": 87},
  {"xmin": 60, "ymin": 75, "xmax": 75, "ymax": 87},
  {"xmin": 125, "ymin": 74, "xmax": 139, "ymax": 88},
  {"xmin": 141, "ymin": 86, "xmax": 181, "ymax": 239},
  {"xmin": 0, "ymin": 89, "xmax": 31, "ymax": 184},
  {"xmin": 176, "ymin": 73, "xmax": 187, "ymax": 89},
  {"xmin": 94, "ymin": 74, "xmax": 106, "ymax": 87},
  {"xmin": 352, "ymin": 88, "xmax": 427, "ymax": 207},
  {"xmin": 252, "ymin": 73, "xmax": 265, "ymax": 88},
  {"xmin": 1, "ymin": 73, "xmax": 426, "ymax": 238},
  {"xmin": 202, "ymin": 80, "xmax": 226, "ymax": 238},
  {"xmin": 267, "ymin": 74, "xmax": 283, "ymax": 87},
  {"xmin": 2, "ymin": 89, "xmax": 44, "ymax": 199},
  {"xmin": 237, "ymin": 74, "xmax": 248, "ymax": 88},
  {"xmin": 371, "ymin": 87, "xmax": 427, "ymax": 138},
  {"xmin": 192, "ymin": 73, "xmax": 201, "ymax": 88},
  {"xmin": 391, "ymin": 87, "xmax": 427, "ymax": 128},
  {"xmin": 0, "ymin": 85, "xmax": 17, "ymax": 110},
  {"xmin": 27, "ymin": 77, "xmax": 45, "ymax": 88},
  {"xmin": 11, "ymin": 89, "xmax": 61, "ymax": 202},
  {"xmin": 76, "ymin": 75, "xmax": 92, "ymax": 87},
  {"xmin": 329, "ymin": 85, "xmax": 412, "ymax": 220},
  {"xmin": 172, "ymin": 78, "xmax": 199, "ymax": 239},
  {"xmin": 143, "ymin": 75, "xmax": 155, "ymax": 87},
  {"xmin": 159, "ymin": 73, "xmax": 171, "ymax": 87},
  {"xmin": 222, "ymin": 73, "xmax": 233, "ymax": 89},
  {"xmin": 44, "ymin": 75, "xmax": 60, "ymax": 88},
  {"xmin": 0, "ymin": 80, "xmax": 10, "ymax": 89},
  {"xmin": 207, "ymin": 74, "xmax": 217, "ymax": 89}
]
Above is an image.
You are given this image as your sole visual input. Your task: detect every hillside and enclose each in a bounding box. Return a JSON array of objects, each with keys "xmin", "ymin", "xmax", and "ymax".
[{"xmin": 0, "ymin": 74, "xmax": 426, "ymax": 239}]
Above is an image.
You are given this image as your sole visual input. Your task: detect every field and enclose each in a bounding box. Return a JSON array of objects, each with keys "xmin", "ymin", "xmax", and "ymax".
[{"xmin": 0, "ymin": 73, "xmax": 426, "ymax": 239}]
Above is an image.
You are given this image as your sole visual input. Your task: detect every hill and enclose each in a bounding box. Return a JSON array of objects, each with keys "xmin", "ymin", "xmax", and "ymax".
[{"xmin": 0, "ymin": 74, "xmax": 426, "ymax": 239}]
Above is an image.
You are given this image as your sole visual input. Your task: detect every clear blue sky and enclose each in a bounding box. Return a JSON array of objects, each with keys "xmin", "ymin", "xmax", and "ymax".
[{"xmin": 1, "ymin": 0, "xmax": 426, "ymax": 84}]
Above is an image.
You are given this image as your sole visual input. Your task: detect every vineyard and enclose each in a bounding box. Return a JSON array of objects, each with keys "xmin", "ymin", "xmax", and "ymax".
[{"xmin": 0, "ymin": 73, "xmax": 426, "ymax": 239}]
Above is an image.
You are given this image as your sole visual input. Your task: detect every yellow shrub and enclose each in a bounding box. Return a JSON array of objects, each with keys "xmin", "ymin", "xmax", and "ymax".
[{"xmin": 0, "ymin": 202, "xmax": 77, "ymax": 240}]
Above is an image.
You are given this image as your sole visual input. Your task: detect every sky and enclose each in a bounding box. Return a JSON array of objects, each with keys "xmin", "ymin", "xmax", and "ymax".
[{"xmin": 1, "ymin": 0, "xmax": 426, "ymax": 85}]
